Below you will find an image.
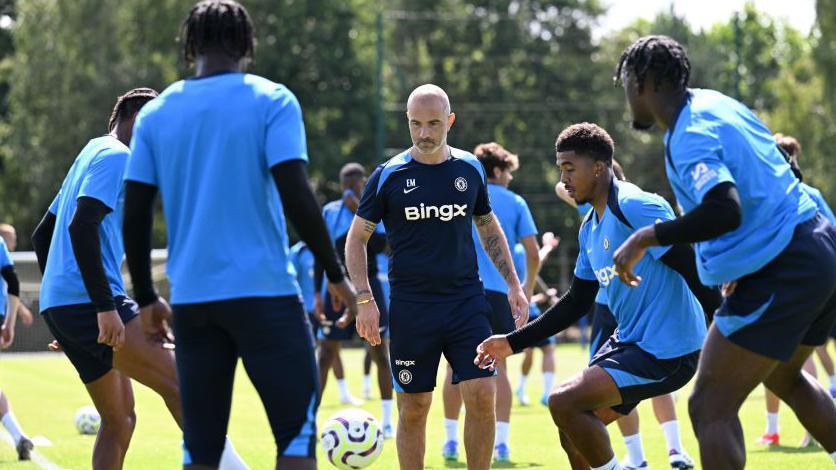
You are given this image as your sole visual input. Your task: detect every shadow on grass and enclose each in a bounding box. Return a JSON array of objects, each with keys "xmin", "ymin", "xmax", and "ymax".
[
  {"xmin": 439, "ymin": 461, "xmax": 546, "ymax": 469},
  {"xmin": 751, "ymin": 444, "xmax": 822, "ymax": 455}
]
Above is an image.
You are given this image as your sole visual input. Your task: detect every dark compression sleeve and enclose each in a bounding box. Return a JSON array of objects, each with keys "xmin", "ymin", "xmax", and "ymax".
[
  {"xmin": 271, "ymin": 160, "xmax": 344, "ymax": 283},
  {"xmin": 69, "ymin": 197, "xmax": 115, "ymax": 312},
  {"xmin": 655, "ymin": 182, "xmax": 742, "ymax": 246},
  {"xmin": 1, "ymin": 266, "xmax": 19, "ymax": 297},
  {"xmin": 123, "ymin": 181, "xmax": 159, "ymax": 308},
  {"xmin": 507, "ymin": 277, "xmax": 598, "ymax": 353},
  {"xmin": 31, "ymin": 211, "xmax": 57, "ymax": 275},
  {"xmin": 659, "ymin": 244, "xmax": 722, "ymax": 320}
]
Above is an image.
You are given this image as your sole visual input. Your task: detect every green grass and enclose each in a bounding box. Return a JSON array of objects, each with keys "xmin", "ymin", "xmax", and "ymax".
[{"xmin": 0, "ymin": 345, "xmax": 833, "ymax": 469}]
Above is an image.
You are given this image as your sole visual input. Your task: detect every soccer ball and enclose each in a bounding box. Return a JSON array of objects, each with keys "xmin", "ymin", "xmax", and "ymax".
[
  {"xmin": 320, "ymin": 408, "xmax": 384, "ymax": 469},
  {"xmin": 74, "ymin": 406, "xmax": 101, "ymax": 435}
]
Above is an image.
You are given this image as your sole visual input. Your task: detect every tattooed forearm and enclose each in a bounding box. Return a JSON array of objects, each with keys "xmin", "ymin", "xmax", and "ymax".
[
  {"xmin": 485, "ymin": 234, "xmax": 513, "ymax": 283},
  {"xmin": 362, "ymin": 220, "xmax": 377, "ymax": 234},
  {"xmin": 475, "ymin": 212, "xmax": 494, "ymax": 227}
]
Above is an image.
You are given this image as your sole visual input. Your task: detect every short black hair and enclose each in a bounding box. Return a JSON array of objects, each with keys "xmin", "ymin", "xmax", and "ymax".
[
  {"xmin": 555, "ymin": 123, "xmax": 614, "ymax": 165},
  {"xmin": 615, "ymin": 35, "xmax": 691, "ymax": 93},
  {"xmin": 181, "ymin": 0, "xmax": 256, "ymax": 65},
  {"xmin": 108, "ymin": 88, "xmax": 158, "ymax": 131},
  {"xmin": 339, "ymin": 162, "xmax": 366, "ymax": 182},
  {"xmin": 474, "ymin": 142, "xmax": 519, "ymax": 178}
]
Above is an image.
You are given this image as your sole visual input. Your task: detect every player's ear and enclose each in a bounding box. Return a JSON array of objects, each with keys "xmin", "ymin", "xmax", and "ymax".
[{"xmin": 447, "ymin": 112, "xmax": 456, "ymax": 128}]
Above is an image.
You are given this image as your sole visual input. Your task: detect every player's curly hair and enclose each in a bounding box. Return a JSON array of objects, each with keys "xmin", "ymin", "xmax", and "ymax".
[
  {"xmin": 107, "ymin": 88, "xmax": 158, "ymax": 132},
  {"xmin": 181, "ymin": 0, "xmax": 256, "ymax": 65},
  {"xmin": 474, "ymin": 142, "xmax": 519, "ymax": 178},
  {"xmin": 614, "ymin": 35, "xmax": 690, "ymax": 93},
  {"xmin": 555, "ymin": 123, "xmax": 614, "ymax": 165}
]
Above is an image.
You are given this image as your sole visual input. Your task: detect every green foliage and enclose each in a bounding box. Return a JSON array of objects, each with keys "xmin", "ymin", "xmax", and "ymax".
[{"xmin": 0, "ymin": 0, "xmax": 832, "ymax": 256}]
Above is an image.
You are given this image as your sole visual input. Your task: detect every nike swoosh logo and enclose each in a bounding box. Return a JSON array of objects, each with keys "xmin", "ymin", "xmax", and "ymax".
[{"xmin": 403, "ymin": 187, "xmax": 419, "ymax": 194}]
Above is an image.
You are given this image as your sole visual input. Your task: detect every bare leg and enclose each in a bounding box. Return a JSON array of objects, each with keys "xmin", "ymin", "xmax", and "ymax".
[
  {"xmin": 688, "ymin": 326, "xmax": 835, "ymax": 469},
  {"xmin": 87, "ymin": 370, "xmax": 136, "ymax": 470},
  {"xmin": 495, "ymin": 358, "xmax": 512, "ymax": 423},
  {"xmin": 548, "ymin": 366, "xmax": 622, "ymax": 467},
  {"xmin": 369, "ymin": 341, "xmax": 393, "ymax": 400},
  {"xmin": 317, "ymin": 340, "xmax": 340, "ymax": 393},
  {"xmin": 616, "ymin": 409, "xmax": 639, "ymax": 436},
  {"xmin": 395, "ymin": 392, "xmax": 432, "ymax": 470},
  {"xmin": 521, "ymin": 348, "xmax": 533, "ymax": 377},
  {"xmin": 442, "ymin": 365, "xmax": 463, "ymax": 421},
  {"xmin": 765, "ymin": 347, "xmax": 836, "ymax": 452},
  {"xmin": 814, "ymin": 345, "xmax": 834, "ymax": 378},
  {"xmin": 112, "ymin": 318, "xmax": 181, "ymax": 426},
  {"xmin": 459, "ymin": 377, "xmax": 496, "ymax": 470}
]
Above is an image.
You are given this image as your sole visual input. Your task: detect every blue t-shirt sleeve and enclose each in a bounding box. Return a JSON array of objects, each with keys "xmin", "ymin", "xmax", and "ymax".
[
  {"xmin": 79, "ymin": 149, "xmax": 129, "ymax": 210},
  {"xmin": 357, "ymin": 165, "xmax": 385, "ymax": 223},
  {"xmin": 621, "ymin": 194, "xmax": 675, "ymax": 260},
  {"xmin": 0, "ymin": 239, "xmax": 12, "ymax": 268},
  {"xmin": 573, "ymin": 224, "xmax": 596, "ymax": 281},
  {"xmin": 126, "ymin": 110, "xmax": 158, "ymax": 186},
  {"xmin": 265, "ymin": 88, "xmax": 308, "ymax": 168},
  {"xmin": 515, "ymin": 197, "xmax": 538, "ymax": 238},
  {"xmin": 670, "ymin": 127, "xmax": 735, "ymax": 203}
]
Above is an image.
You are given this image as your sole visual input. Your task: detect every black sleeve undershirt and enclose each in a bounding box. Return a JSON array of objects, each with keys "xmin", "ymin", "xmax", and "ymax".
[
  {"xmin": 314, "ymin": 230, "xmax": 387, "ymax": 291},
  {"xmin": 1, "ymin": 266, "xmax": 20, "ymax": 297},
  {"xmin": 507, "ymin": 276, "xmax": 598, "ymax": 353},
  {"xmin": 69, "ymin": 197, "xmax": 115, "ymax": 312},
  {"xmin": 655, "ymin": 182, "xmax": 742, "ymax": 246},
  {"xmin": 659, "ymin": 244, "xmax": 722, "ymax": 322},
  {"xmin": 272, "ymin": 160, "xmax": 345, "ymax": 284},
  {"xmin": 31, "ymin": 211, "xmax": 57, "ymax": 275},
  {"xmin": 123, "ymin": 181, "xmax": 159, "ymax": 308}
]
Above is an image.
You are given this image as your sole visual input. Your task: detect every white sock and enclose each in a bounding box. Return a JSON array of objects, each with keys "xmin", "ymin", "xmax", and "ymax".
[
  {"xmin": 543, "ymin": 372, "xmax": 555, "ymax": 395},
  {"xmin": 337, "ymin": 379, "xmax": 351, "ymax": 400},
  {"xmin": 765, "ymin": 412, "xmax": 779, "ymax": 435},
  {"xmin": 363, "ymin": 375, "xmax": 372, "ymax": 390},
  {"xmin": 495, "ymin": 421, "xmax": 510, "ymax": 447},
  {"xmin": 219, "ymin": 436, "xmax": 249, "ymax": 470},
  {"xmin": 592, "ymin": 455, "xmax": 622, "ymax": 470},
  {"xmin": 517, "ymin": 374, "xmax": 528, "ymax": 392},
  {"xmin": 660, "ymin": 420, "xmax": 683, "ymax": 453},
  {"xmin": 1, "ymin": 411, "xmax": 26, "ymax": 444},
  {"xmin": 622, "ymin": 433, "xmax": 645, "ymax": 466},
  {"xmin": 830, "ymin": 450, "xmax": 836, "ymax": 463},
  {"xmin": 381, "ymin": 399, "xmax": 393, "ymax": 428},
  {"xmin": 444, "ymin": 418, "xmax": 458, "ymax": 443}
]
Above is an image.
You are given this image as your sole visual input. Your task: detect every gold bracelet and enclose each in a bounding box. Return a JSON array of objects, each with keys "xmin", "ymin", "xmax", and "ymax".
[{"xmin": 356, "ymin": 297, "xmax": 374, "ymax": 305}]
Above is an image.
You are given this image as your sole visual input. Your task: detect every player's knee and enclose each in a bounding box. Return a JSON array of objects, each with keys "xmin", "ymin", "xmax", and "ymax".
[
  {"xmin": 398, "ymin": 402, "xmax": 430, "ymax": 425},
  {"xmin": 465, "ymin": 385, "xmax": 494, "ymax": 413},
  {"xmin": 547, "ymin": 390, "xmax": 577, "ymax": 426}
]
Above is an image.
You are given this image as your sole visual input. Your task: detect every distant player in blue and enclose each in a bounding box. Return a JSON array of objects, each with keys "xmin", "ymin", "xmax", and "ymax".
[
  {"xmin": 345, "ymin": 84, "xmax": 528, "ymax": 470},
  {"xmin": 289, "ymin": 242, "xmax": 317, "ymax": 335},
  {"xmin": 290, "ymin": 241, "xmax": 359, "ymax": 409},
  {"xmin": 514, "ymin": 235, "xmax": 560, "ymax": 408},
  {"xmin": 476, "ymin": 123, "xmax": 719, "ymax": 470},
  {"xmin": 0, "ymin": 234, "xmax": 30, "ymax": 461},
  {"xmin": 440, "ymin": 142, "xmax": 539, "ymax": 463},
  {"xmin": 754, "ymin": 133, "xmax": 836, "ymax": 448},
  {"xmin": 121, "ymin": 2, "xmax": 353, "ymax": 469},
  {"xmin": 614, "ymin": 36, "xmax": 836, "ymax": 469},
  {"xmin": 316, "ymin": 162, "xmax": 394, "ymax": 437}
]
